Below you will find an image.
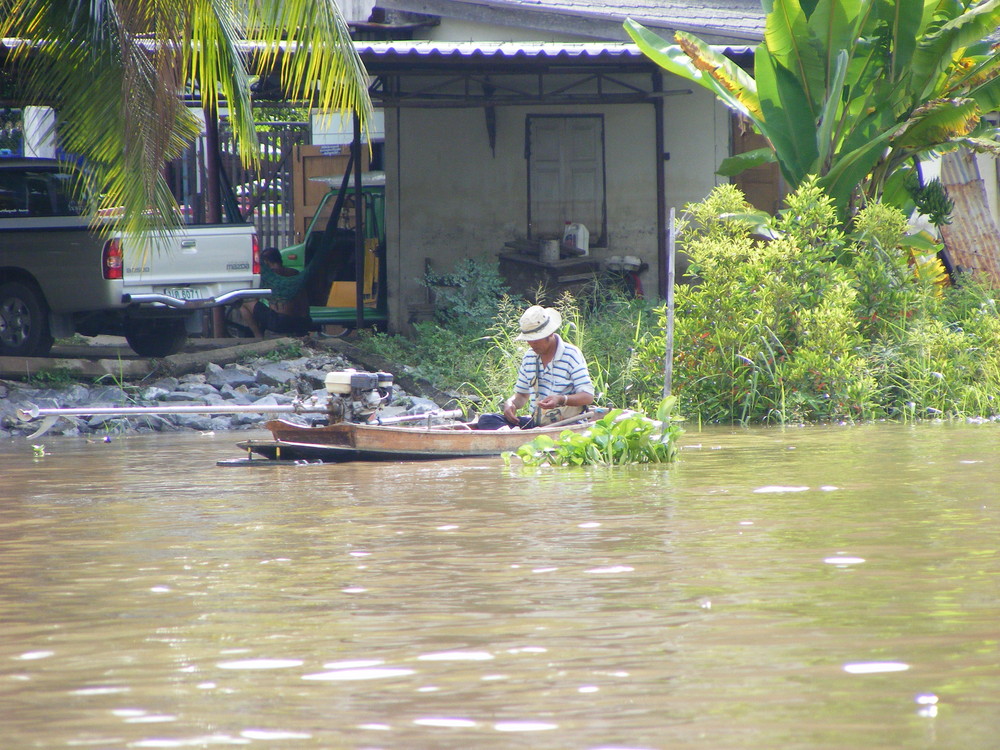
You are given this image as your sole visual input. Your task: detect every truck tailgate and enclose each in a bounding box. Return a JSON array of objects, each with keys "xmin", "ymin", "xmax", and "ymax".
[{"xmin": 122, "ymin": 223, "xmax": 259, "ymax": 302}]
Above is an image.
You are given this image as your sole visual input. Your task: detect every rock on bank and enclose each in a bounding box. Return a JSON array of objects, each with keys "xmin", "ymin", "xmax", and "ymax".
[{"xmin": 1, "ymin": 338, "xmax": 454, "ymax": 440}]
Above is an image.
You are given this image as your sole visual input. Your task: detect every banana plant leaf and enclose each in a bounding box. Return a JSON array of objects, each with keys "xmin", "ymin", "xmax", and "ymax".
[
  {"xmin": 624, "ymin": 19, "xmax": 762, "ymax": 124},
  {"xmin": 763, "ymin": 0, "xmax": 825, "ymax": 116},
  {"xmin": 717, "ymin": 147, "xmax": 777, "ymax": 177},
  {"xmin": 908, "ymin": 0, "xmax": 1000, "ymax": 100},
  {"xmin": 755, "ymin": 45, "xmax": 819, "ymax": 183},
  {"xmin": 893, "ymin": 98, "xmax": 980, "ymax": 149}
]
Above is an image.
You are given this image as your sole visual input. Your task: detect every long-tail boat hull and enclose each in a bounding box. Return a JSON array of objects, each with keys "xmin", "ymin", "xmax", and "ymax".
[{"xmin": 231, "ymin": 417, "xmax": 594, "ymax": 463}]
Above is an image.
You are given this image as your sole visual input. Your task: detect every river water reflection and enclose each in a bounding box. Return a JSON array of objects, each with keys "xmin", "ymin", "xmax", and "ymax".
[{"xmin": 2, "ymin": 423, "xmax": 999, "ymax": 749}]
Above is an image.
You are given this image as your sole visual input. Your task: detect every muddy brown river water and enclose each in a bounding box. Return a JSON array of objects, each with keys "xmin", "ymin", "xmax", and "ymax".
[{"xmin": 1, "ymin": 423, "xmax": 999, "ymax": 749}]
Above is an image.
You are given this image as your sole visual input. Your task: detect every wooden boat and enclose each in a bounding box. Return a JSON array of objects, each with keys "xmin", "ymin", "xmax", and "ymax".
[{"xmin": 229, "ymin": 412, "xmax": 599, "ymax": 464}]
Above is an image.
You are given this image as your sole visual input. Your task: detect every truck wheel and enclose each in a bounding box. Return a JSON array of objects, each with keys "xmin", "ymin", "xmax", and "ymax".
[
  {"xmin": 124, "ymin": 319, "xmax": 187, "ymax": 358},
  {"xmin": 0, "ymin": 280, "xmax": 54, "ymax": 357}
]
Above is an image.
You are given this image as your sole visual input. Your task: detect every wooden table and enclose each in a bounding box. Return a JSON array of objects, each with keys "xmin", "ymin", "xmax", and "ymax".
[{"xmin": 498, "ymin": 252, "xmax": 601, "ymax": 300}]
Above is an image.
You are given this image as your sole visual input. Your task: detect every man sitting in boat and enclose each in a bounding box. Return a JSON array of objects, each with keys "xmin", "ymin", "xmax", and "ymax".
[{"xmin": 476, "ymin": 305, "xmax": 595, "ymax": 430}]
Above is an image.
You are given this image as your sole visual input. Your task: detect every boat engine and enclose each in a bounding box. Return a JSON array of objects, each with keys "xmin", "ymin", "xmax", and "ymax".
[{"xmin": 324, "ymin": 369, "xmax": 393, "ymax": 423}]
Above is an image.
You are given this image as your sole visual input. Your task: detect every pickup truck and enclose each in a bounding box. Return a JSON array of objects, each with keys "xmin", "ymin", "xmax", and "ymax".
[{"xmin": 0, "ymin": 157, "xmax": 264, "ymax": 357}]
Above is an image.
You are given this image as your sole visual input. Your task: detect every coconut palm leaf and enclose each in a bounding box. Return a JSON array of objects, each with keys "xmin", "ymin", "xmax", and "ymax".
[
  {"xmin": 186, "ymin": 3, "xmax": 258, "ymax": 166},
  {"xmin": 0, "ymin": 0, "xmax": 371, "ymax": 250},
  {"xmin": 250, "ymin": 0, "xmax": 371, "ymax": 121}
]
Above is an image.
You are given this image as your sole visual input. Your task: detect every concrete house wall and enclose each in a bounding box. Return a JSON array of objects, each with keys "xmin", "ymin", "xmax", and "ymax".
[
  {"xmin": 383, "ymin": 83, "xmax": 731, "ymax": 328},
  {"xmin": 366, "ymin": 2, "xmax": 761, "ymax": 331}
]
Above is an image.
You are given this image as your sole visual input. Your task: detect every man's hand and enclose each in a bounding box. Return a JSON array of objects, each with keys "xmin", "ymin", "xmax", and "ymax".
[
  {"xmin": 537, "ymin": 394, "xmax": 565, "ymax": 411},
  {"xmin": 503, "ymin": 394, "xmax": 527, "ymax": 423}
]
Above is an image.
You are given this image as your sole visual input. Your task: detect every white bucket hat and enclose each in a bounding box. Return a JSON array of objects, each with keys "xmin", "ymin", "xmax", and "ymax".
[{"xmin": 515, "ymin": 305, "xmax": 562, "ymax": 341}]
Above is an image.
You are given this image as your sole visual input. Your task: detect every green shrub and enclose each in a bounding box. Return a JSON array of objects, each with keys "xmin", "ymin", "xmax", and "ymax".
[
  {"xmin": 632, "ymin": 179, "xmax": 1000, "ymax": 424},
  {"xmin": 262, "ymin": 343, "xmax": 303, "ymax": 361},
  {"xmin": 356, "ymin": 320, "xmax": 488, "ymax": 393},
  {"xmin": 424, "ymin": 256, "xmax": 519, "ymax": 330}
]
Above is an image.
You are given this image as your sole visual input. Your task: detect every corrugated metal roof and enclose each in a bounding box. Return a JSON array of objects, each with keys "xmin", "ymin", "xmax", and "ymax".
[
  {"xmin": 356, "ymin": 39, "xmax": 753, "ymax": 60},
  {"xmin": 358, "ymin": 39, "xmax": 641, "ymax": 58},
  {"xmin": 939, "ymin": 150, "xmax": 1000, "ymax": 287},
  {"xmin": 378, "ymin": 0, "xmax": 764, "ymax": 43},
  {"xmin": 484, "ymin": 0, "xmax": 765, "ymax": 38},
  {"xmin": 2, "ymin": 37, "xmax": 754, "ymax": 63}
]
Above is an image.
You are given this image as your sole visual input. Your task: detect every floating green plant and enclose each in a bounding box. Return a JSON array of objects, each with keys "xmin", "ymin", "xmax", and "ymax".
[{"xmin": 507, "ymin": 397, "xmax": 683, "ymax": 467}]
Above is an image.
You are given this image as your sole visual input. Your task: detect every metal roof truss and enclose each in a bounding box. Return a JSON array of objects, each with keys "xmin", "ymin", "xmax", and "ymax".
[{"xmin": 368, "ymin": 68, "xmax": 688, "ymax": 108}]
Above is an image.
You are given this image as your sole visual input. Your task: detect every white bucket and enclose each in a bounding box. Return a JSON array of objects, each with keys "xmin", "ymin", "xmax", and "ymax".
[
  {"xmin": 562, "ymin": 222, "xmax": 590, "ymax": 255},
  {"xmin": 539, "ymin": 239, "xmax": 560, "ymax": 262}
]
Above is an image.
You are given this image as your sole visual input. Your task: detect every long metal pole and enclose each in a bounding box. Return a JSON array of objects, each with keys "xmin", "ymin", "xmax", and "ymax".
[
  {"xmin": 17, "ymin": 402, "xmax": 464, "ymax": 424},
  {"xmin": 17, "ymin": 402, "xmax": 329, "ymax": 422},
  {"xmin": 653, "ymin": 71, "xmax": 668, "ymax": 299},
  {"xmin": 353, "ymin": 110, "xmax": 365, "ymax": 330},
  {"xmin": 663, "ymin": 207, "xmax": 676, "ymax": 398}
]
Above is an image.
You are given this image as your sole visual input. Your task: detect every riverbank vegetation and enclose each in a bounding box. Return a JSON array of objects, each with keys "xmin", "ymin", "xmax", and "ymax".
[{"xmin": 355, "ymin": 180, "xmax": 1000, "ymax": 426}]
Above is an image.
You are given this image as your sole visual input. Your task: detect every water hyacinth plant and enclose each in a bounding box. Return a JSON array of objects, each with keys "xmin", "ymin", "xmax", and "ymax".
[{"xmin": 506, "ymin": 397, "xmax": 683, "ymax": 467}]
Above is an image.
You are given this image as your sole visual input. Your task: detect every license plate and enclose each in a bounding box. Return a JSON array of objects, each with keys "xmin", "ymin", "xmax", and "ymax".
[{"xmin": 163, "ymin": 287, "xmax": 201, "ymax": 301}]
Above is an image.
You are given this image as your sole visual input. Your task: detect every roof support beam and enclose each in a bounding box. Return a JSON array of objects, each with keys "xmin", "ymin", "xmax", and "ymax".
[{"xmin": 368, "ymin": 70, "xmax": 690, "ymax": 109}]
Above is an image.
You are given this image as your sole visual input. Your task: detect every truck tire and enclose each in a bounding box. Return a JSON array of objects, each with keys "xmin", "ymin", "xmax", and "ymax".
[
  {"xmin": 0, "ymin": 280, "xmax": 54, "ymax": 357},
  {"xmin": 124, "ymin": 319, "xmax": 187, "ymax": 358}
]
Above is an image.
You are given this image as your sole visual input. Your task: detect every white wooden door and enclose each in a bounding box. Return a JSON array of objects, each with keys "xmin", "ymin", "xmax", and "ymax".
[{"xmin": 527, "ymin": 116, "xmax": 605, "ymax": 243}]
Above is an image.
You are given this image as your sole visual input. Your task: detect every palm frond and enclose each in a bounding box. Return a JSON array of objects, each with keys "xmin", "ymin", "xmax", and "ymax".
[
  {"xmin": 249, "ymin": 0, "xmax": 372, "ymax": 126},
  {"xmin": 0, "ymin": 0, "xmax": 372, "ymax": 246}
]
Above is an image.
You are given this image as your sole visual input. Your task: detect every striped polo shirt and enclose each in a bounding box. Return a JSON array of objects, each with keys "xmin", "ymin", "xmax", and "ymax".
[{"xmin": 514, "ymin": 335, "xmax": 594, "ymax": 410}]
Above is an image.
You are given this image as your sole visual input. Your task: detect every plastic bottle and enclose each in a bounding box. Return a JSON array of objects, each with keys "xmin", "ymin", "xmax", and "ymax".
[{"xmin": 562, "ymin": 222, "xmax": 589, "ymax": 256}]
